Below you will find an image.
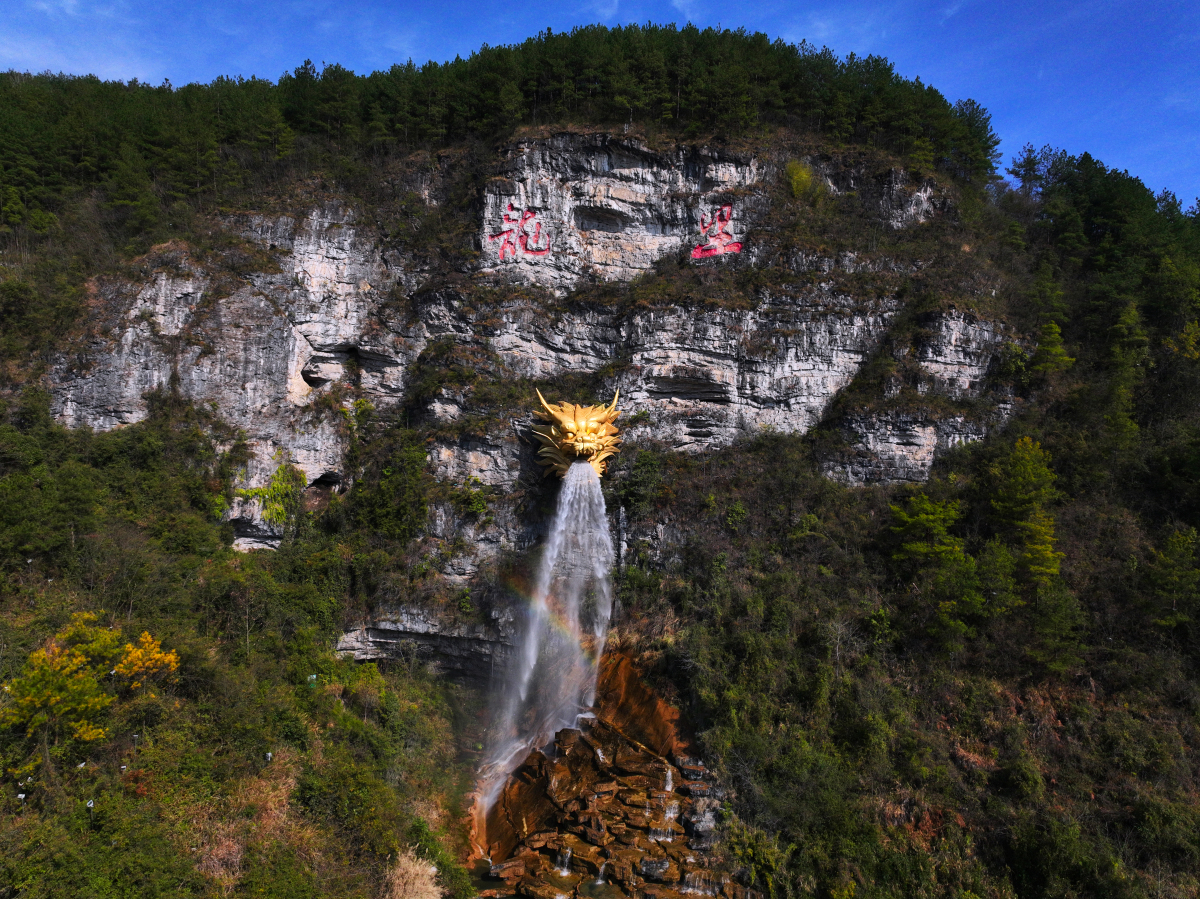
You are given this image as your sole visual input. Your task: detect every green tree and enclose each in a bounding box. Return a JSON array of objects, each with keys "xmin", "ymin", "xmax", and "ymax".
[
  {"xmin": 1105, "ymin": 302, "xmax": 1150, "ymax": 451},
  {"xmin": 1029, "ymin": 321, "xmax": 1075, "ymax": 377},
  {"xmin": 977, "ymin": 538, "xmax": 1023, "ymax": 617},
  {"xmin": 989, "ymin": 437, "xmax": 1058, "ymax": 532},
  {"xmin": 1017, "ymin": 508, "xmax": 1064, "ymax": 588},
  {"xmin": 891, "ymin": 494, "xmax": 986, "ymax": 649},
  {"xmin": 989, "ymin": 439, "xmax": 1079, "ymax": 667},
  {"xmin": 106, "ymin": 142, "xmax": 161, "ymax": 238},
  {"xmin": 890, "ymin": 493, "xmax": 965, "ymax": 570},
  {"xmin": 1028, "ymin": 260, "xmax": 1068, "ymax": 324},
  {"xmin": 1146, "ymin": 528, "xmax": 1199, "ymax": 631},
  {"xmin": 351, "ymin": 438, "xmax": 429, "ymax": 543},
  {"xmin": 1007, "ymin": 142, "xmax": 1043, "ymax": 197}
]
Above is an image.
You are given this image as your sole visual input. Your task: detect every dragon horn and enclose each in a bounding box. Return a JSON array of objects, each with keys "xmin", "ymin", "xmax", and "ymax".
[
  {"xmin": 536, "ymin": 388, "xmax": 557, "ymax": 418},
  {"xmin": 607, "ymin": 389, "xmax": 620, "ymax": 416}
]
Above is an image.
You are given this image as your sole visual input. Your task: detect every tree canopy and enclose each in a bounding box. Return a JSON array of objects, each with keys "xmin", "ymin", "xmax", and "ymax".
[{"xmin": 0, "ymin": 24, "xmax": 1000, "ymax": 239}]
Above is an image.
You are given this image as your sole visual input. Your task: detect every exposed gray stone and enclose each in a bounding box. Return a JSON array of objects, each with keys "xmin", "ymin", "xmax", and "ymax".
[
  {"xmin": 336, "ymin": 604, "xmax": 517, "ymax": 686},
  {"xmin": 915, "ymin": 310, "xmax": 1006, "ymax": 398},
  {"xmin": 822, "ymin": 410, "xmax": 992, "ymax": 486},
  {"xmin": 478, "ymin": 135, "xmax": 764, "ymax": 292}
]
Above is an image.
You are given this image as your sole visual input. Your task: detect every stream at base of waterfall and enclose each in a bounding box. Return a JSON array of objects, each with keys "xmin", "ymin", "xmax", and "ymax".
[{"xmin": 477, "ymin": 461, "xmax": 615, "ymax": 813}]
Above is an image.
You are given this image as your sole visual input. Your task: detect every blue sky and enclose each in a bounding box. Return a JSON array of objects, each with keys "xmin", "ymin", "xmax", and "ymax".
[{"xmin": 5, "ymin": 0, "xmax": 1198, "ymax": 203}]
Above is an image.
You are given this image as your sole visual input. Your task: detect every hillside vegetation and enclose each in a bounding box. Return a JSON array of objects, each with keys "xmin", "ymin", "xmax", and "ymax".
[{"xmin": 2, "ymin": 22, "xmax": 1200, "ymax": 899}]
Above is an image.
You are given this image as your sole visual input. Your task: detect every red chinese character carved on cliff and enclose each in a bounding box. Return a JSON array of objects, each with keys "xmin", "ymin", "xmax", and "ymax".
[
  {"xmin": 691, "ymin": 204, "xmax": 742, "ymax": 258},
  {"xmin": 490, "ymin": 203, "xmax": 552, "ymax": 260}
]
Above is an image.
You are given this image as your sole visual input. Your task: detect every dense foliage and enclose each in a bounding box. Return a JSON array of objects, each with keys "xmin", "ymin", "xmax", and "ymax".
[
  {"xmin": 0, "ymin": 396, "xmax": 475, "ymax": 897},
  {"xmin": 0, "ymin": 24, "xmax": 997, "ymax": 233}
]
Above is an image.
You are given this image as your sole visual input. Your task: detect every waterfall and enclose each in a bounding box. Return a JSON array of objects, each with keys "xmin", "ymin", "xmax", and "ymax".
[{"xmin": 477, "ymin": 461, "xmax": 614, "ymax": 811}]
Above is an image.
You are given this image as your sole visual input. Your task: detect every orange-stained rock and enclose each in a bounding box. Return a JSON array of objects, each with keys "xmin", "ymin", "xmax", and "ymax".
[
  {"xmin": 488, "ymin": 751, "xmax": 559, "ymax": 862},
  {"xmin": 546, "ymin": 749, "xmax": 601, "ymax": 809},
  {"xmin": 639, "ymin": 885, "xmax": 690, "ymax": 899},
  {"xmin": 476, "ymin": 653, "xmax": 735, "ymax": 899},
  {"xmin": 491, "ymin": 857, "xmax": 526, "ymax": 880},
  {"xmin": 595, "ymin": 655, "xmax": 696, "ymax": 759},
  {"xmin": 525, "ymin": 831, "xmax": 558, "ymax": 850},
  {"xmin": 520, "ymin": 878, "xmax": 573, "ymax": 899},
  {"xmin": 560, "ymin": 833, "xmax": 607, "ymax": 875}
]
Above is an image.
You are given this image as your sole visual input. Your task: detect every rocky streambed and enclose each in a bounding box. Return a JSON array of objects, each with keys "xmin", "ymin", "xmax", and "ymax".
[
  {"xmin": 481, "ymin": 723, "xmax": 735, "ymax": 899},
  {"xmin": 476, "ymin": 656, "xmax": 750, "ymax": 899}
]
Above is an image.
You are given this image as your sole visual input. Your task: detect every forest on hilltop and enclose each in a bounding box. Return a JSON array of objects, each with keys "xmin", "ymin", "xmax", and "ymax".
[{"xmin": 2, "ymin": 21, "xmax": 1200, "ymax": 899}]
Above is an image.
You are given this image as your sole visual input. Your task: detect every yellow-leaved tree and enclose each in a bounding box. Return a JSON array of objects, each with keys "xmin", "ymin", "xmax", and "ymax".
[
  {"xmin": 114, "ymin": 631, "xmax": 180, "ymax": 695},
  {"xmin": 0, "ymin": 613, "xmax": 178, "ymax": 774}
]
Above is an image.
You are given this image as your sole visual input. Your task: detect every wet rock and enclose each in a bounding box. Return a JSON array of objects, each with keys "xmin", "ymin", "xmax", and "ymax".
[
  {"xmin": 614, "ymin": 745, "xmax": 674, "ymax": 782},
  {"xmin": 596, "ymin": 656, "xmax": 695, "ymax": 759},
  {"xmin": 491, "ymin": 858, "xmax": 527, "ymax": 880},
  {"xmin": 637, "ymin": 857, "xmax": 677, "ymax": 883},
  {"xmin": 520, "ymin": 877, "xmax": 578, "ymax": 899},
  {"xmin": 556, "ymin": 729, "xmax": 583, "ymax": 754},
  {"xmin": 478, "ymin": 655, "xmax": 736, "ymax": 899},
  {"xmin": 487, "ymin": 750, "xmax": 559, "ymax": 862},
  {"xmin": 526, "ymin": 832, "xmax": 558, "ymax": 850},
  {"xmin": 560, "ymin": 834, "xmax": 607, "ymax": 876},
  {"xmin": 640, "ymin": 886, "xmax": 691, "ymax": 899},
  {"xmin": 674, "ymin": 759, "xmax": 709, "ymax": 782},
  {"xmin": 663, "ymin": 844, "xmax": 696, "ymax": 866}
]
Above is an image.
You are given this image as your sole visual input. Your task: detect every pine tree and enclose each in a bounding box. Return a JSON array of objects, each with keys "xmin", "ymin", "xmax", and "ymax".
[
  {"xmin": 890, "ymin": 494, "xmax": 985, "ymax": 650},
  {"xmin": 990, "ymin": 437, "xmax": 1058, "ymax": 531},
  {"xmin": 1007, "ymin": 142, "xmax": 1042, "ymax": 197},
  {"xmin": 1029, "ymin": 321, "xmax": 1075, "ymax": 376},
  {"xmin": 1029, "ymin": 261, "xmax": 1068, "ymax": 324},
  {"xmin": 1016, "ymin": 509, "xmax": 1064, "ymax": 587},
  {"xmin": 1147, "ymin": 528, "xmax": 1199, "ymax": 631},
  {"xmin": 106, "ymin": 142, "xmax": 161, "ymax": 238},
  {"xmin": 890, "ymin": 493, "xmax": 965, "ymax": 570}
]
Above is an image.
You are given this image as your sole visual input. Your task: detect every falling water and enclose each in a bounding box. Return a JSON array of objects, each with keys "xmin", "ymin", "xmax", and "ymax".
[
  {"xmin": 556, "ymin": 846, "xmax": 573, "ymax": 876},
  {"xmin": 477, "ymin": 461, "xmax": 615, "ymax": 812}
]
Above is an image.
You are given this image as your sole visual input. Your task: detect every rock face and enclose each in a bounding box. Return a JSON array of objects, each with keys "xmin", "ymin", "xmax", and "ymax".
[
  {"xmin": 479, "ymin": 135, "xmax": 763, "ymax": 292},
  {"xmin": 418, "ymin": 286, "xmax": 901, "ymax": 491},
  {"xmin": 820, "ymin": 310, "xmax": 1014, "ymax": 485},
  {"xmin": 822, "ymin": 410, "xmax": 992, "ymax": 486},
  {"xmin": 51, "ymin": 205, "xmax": 400, "ymax": 546},
  {"xmin": 914, "ymin": 309, "xmax": 1006, "ymax": 398},
  {"xmin": 336, "ymin": 604, "xmax": 517, "ymax": 686},
  {"xmin": 47, "ymin": 133, "xmax": 1012, "ymax": 549}
]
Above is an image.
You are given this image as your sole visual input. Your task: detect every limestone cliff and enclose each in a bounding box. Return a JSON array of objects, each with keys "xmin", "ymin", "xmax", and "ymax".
[
  {"xmin": 479, "ymin": 134, "xmax": 763, "ymax": 291},
  {"xmin": 47, "ymin": 134, "xmax": 1016, "ymax": 554}
]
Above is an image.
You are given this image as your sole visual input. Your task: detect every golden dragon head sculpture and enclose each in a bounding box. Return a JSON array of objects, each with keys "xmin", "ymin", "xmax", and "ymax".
[{"xmin": 532, "ymin": 389, "xmax": 621, "ymax": 478}]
